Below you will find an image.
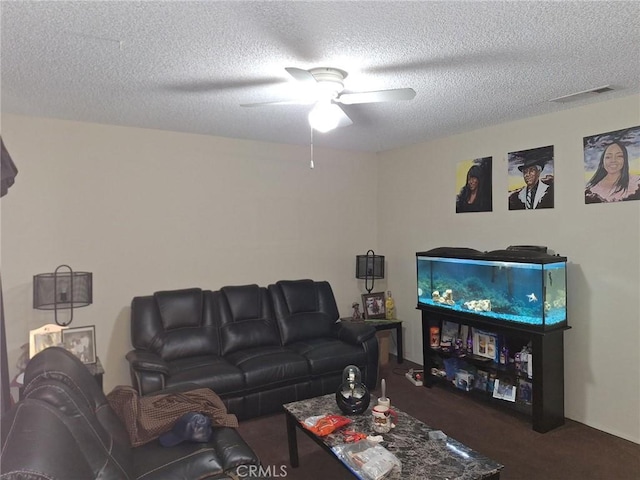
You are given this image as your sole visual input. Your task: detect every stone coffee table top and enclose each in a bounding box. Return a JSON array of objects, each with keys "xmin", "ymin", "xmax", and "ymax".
[{"xmin": 284, "ymin": 393, "xmax": 503, "ymax": 480}]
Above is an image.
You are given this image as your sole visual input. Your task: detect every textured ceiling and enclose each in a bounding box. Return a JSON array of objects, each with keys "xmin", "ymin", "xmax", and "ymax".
[{"xmin": 2, "ymin": 1, "xmax": 639, "ymax": 152}]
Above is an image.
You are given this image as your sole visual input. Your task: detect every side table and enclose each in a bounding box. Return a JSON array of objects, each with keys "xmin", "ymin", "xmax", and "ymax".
[
  {"xmin": 341, "ymin": 318, "xmax": 403, "ymax": 363},
  {"xmin": 86, "ymin": 357, "xmax": 105, "ymax": 390}
]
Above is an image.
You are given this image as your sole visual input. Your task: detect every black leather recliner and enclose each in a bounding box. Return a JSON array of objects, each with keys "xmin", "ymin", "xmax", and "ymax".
[
  {"xmin": 127, "ymin": 280, "xmax": 378, "ymax": 419},
  {"xmin": 0, "ymin": 347, "xmax": 264, "ymax": 480}
]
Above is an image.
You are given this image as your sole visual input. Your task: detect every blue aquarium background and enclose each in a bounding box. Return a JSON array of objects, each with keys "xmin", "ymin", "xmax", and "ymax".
[{"xmin": 417, "ymin": 255, "xmax": 567, "ymax": 329}]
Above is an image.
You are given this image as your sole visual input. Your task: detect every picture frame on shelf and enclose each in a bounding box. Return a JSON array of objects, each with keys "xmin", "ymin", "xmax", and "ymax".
[
  {"xmin": 517, "ymin": 378, "xmax": 533, "ymax": 404},
  {"xmin": 29, "ymin": 323, "xmax": 66, "ymax": 358},
  {"xmin": 454, "ymin": 370, "xmax": 474, "ymax": 391},
  {"xmin": 473, "ymin": 369, "xmax": 489, "ymax": 391},
  {"xmin": 472, "ymin": 328, "xmax": 498, "ymax": 361},
  {"xmin": 362, "ymin": 292, "xmax": 386, "ymax": 319},
  {"xmin": 429, "ymin": 325, "xmax": 440, "ymax": 347},
  {"xmin": 62, "ymin": 325, "xmax": 97, "ymax": 364},
  {"xmin": 460, "ymin": 324, "xmax": 470, "ymax": 344},
  {"xmin": 492, "ymin": 379, "xmax": 517, "ymax": 402},
  {"xmin": 440, "ymin": 321, "xmax": 460, "ymax": 351}
]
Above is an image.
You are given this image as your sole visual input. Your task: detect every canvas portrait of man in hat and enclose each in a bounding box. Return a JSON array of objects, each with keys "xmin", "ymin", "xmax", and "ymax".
[{"xmin": 508, "ymin": 145, "xmax": 554, "ymax": 210}]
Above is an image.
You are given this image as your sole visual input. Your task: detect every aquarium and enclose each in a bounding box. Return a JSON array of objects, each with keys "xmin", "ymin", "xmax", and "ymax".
[{"xmin": 416, "ymin": 247, "xmax": 567, "ymax": 331}]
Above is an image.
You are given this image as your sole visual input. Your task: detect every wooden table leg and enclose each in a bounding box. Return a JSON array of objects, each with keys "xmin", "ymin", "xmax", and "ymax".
[
  {"xmin": 286, "ymin": 412, "xmax": 299, "ymax": 468},
  {"xmin": 396, "ymin": 323, "xmax": 404, "ymax": 363}
]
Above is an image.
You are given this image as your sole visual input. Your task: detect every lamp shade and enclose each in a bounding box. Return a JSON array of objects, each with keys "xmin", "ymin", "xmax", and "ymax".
[
  {"xmin": 356, "ymin": 251, "xmax": 385, "ymax": 280},
  {"xmin": 33, "ymin": 265, "xmax": 92, "ymax": 326},
  {"xmin": 356, "ymin": 250, "xmax": 385, "ymax": 294}
]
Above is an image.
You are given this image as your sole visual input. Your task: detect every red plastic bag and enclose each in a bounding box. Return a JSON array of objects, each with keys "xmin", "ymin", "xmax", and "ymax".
[{"xmin": 303, "ymin": 414, "xmax": 352, "ymax": 436}]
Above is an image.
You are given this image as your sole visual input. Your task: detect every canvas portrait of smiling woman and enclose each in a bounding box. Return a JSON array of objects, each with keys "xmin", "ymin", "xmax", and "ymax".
[{"xmin": 584, "ymin": 126, "xmax": 640, "ymax": 204}]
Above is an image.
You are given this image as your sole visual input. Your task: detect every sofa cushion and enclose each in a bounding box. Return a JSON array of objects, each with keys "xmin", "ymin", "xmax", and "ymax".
[
  {"xmin": 166, "ymin": 355, "xmax": 246, "ymax": 396},
  {"xmin": 131, "ymin": 288, "xmax": 220, "ymax": 361},
  {"xmin": 214, "ymin": 285, "xmax": 280, "ymax": 356},
  {"xmin": 287, "ymin": 338, "xmax": 368, "ymax": 375},
  {"xmin": 155, "ymin": 288, "xmax": 203, "ymax": 329},
  {"xmin": 226, "ymin": 346, "xmax": 310, "ymax": 390},
  {"xmin": 269, "ymin": 279, "xmax": 340, "ymax": 345}
]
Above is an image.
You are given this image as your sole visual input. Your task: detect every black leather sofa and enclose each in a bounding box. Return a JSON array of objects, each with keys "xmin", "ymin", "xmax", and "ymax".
[
  {"xmin": 127, "ymin": 279, "xmax": 379, "ymax": 419},
  {"xmin": 0, "ymin": 347, "xmax": 264, "ymax": 480}
]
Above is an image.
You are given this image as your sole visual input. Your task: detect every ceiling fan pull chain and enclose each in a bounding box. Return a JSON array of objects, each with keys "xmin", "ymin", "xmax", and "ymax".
[{"xmin": 310, "ymin": 127, "xmax": 314, "ymax": 169}]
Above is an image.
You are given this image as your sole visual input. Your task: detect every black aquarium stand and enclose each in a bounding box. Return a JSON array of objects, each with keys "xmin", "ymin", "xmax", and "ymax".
[{"xmin": 420, "ymin": 307, "xmax": 570, "ymax": 433}]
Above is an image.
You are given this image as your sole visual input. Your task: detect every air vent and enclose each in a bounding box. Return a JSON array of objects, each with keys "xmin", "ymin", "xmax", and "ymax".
[{"xmin": 549, "ymin": 85, "xmax": 614, "ymax": 103}]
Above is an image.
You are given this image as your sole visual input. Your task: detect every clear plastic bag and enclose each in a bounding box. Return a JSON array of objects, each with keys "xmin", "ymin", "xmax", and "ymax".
[{"xmin": 332, "ymin": 440, "xmax": 401, "ymax": 480}]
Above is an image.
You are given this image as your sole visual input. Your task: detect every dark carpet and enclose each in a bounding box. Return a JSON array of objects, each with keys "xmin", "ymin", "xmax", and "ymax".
[{"xmin": 236, "ymin": 357, "xmax": 639, "ymax": 479}]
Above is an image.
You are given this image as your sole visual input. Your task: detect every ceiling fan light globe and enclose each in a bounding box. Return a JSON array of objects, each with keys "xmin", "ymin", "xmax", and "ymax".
[{"xmin": 308, "ymin": 102, "xmax": 341, "ymax": 133}]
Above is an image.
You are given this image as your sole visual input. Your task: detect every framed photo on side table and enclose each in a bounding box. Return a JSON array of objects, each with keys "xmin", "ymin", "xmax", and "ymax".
[
  {"xmin": 62, "ymin": 325, "xmax": 96, "ymax": 364},
  {"xmin": 362, "ymin": 292, "xmax": 386, "ymax": 319},
  {"xmin": 29, "ymin": 323, "xmax": 66, "ymax": 358}
]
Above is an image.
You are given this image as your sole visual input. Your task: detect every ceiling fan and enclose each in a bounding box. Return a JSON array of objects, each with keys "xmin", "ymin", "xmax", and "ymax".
[{"xmin": 241, "ymin": 67, "xmax": 416, "ymax": 132}]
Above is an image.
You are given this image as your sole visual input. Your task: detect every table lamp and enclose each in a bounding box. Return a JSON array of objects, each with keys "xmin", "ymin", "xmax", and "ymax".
[
  {"xmin": 33, "ymin": 265, "xmax": 92, "ymax": 326},
  {"xmin": 356, "ymin": 250, "xmax": 384, "ymax": 293}
]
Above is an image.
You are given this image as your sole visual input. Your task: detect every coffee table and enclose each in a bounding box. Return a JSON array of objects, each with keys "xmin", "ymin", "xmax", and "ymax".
[{"xmin": 284, "ymin": 393, "xmax": 503, "ymax": 479}]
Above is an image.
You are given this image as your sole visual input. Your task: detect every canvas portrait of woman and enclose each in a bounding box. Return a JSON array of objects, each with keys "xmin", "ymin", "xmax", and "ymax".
[
  {"xmin": 455, "ymin": 157, "xmax": 492, "ymax": 213},
  {"xmin": 584, "ymin": 126, "xmax": 640, "ymax": 204}
]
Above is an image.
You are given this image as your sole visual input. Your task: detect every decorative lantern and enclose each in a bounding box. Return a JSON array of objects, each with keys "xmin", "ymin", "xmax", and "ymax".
[{"xmin": 335, "ymin": 365, "xmax": 370, "ymax": 415}]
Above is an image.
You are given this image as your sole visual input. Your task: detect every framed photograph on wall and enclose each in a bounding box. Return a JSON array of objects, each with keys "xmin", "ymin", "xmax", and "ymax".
[
  {"xmin": 362, "ymin": 292, "xmax": 386, "ymax": 319},
  {"xmin": 62, "ymin": 325, "xmax": 96, "ymax": 364}
]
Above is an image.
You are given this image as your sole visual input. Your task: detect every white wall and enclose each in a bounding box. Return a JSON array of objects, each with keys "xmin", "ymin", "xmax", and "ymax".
[
  {"xmin": 2, "ymin": 95, "xmax": 638, "ymax": 443},
  {"xmin": 1, "ymin": 115, "xmax": 380, "ymax": 394},
  {"xmin": 377, "ymin": 94, "xmax": 640, "ymax": 443}
]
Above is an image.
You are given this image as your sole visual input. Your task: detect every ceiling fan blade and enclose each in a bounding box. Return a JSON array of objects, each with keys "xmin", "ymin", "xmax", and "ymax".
[
  {"xmin": 285, "ymin": 67, "xmax": 317, "ymax": 85},
  {"xmin": 337, "ymin": 88, "xmax": 416, "ymax": 105},
  {"xmin": 335, "ymin": 105, "xmax": 353, "ymax": 128},
  {"xmin": 241, "ymin": 98, "xmax": 315, "ymax": 107}
]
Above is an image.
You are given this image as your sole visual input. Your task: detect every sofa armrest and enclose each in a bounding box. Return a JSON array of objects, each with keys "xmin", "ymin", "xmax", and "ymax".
[
  {"xmin": 126, "ymin": 350, "xmax": 170, "ymax": 395},
  {"xmin": 331, "ymin": 321, "xmax": 376, "ymax": 345},
  {"xmin": 131, "ymin": 427, "xmax": 262, "ymax": 480},
  {"xmin": 126, "ymin": 350, "xmax": 170, "ymax": 375}
]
